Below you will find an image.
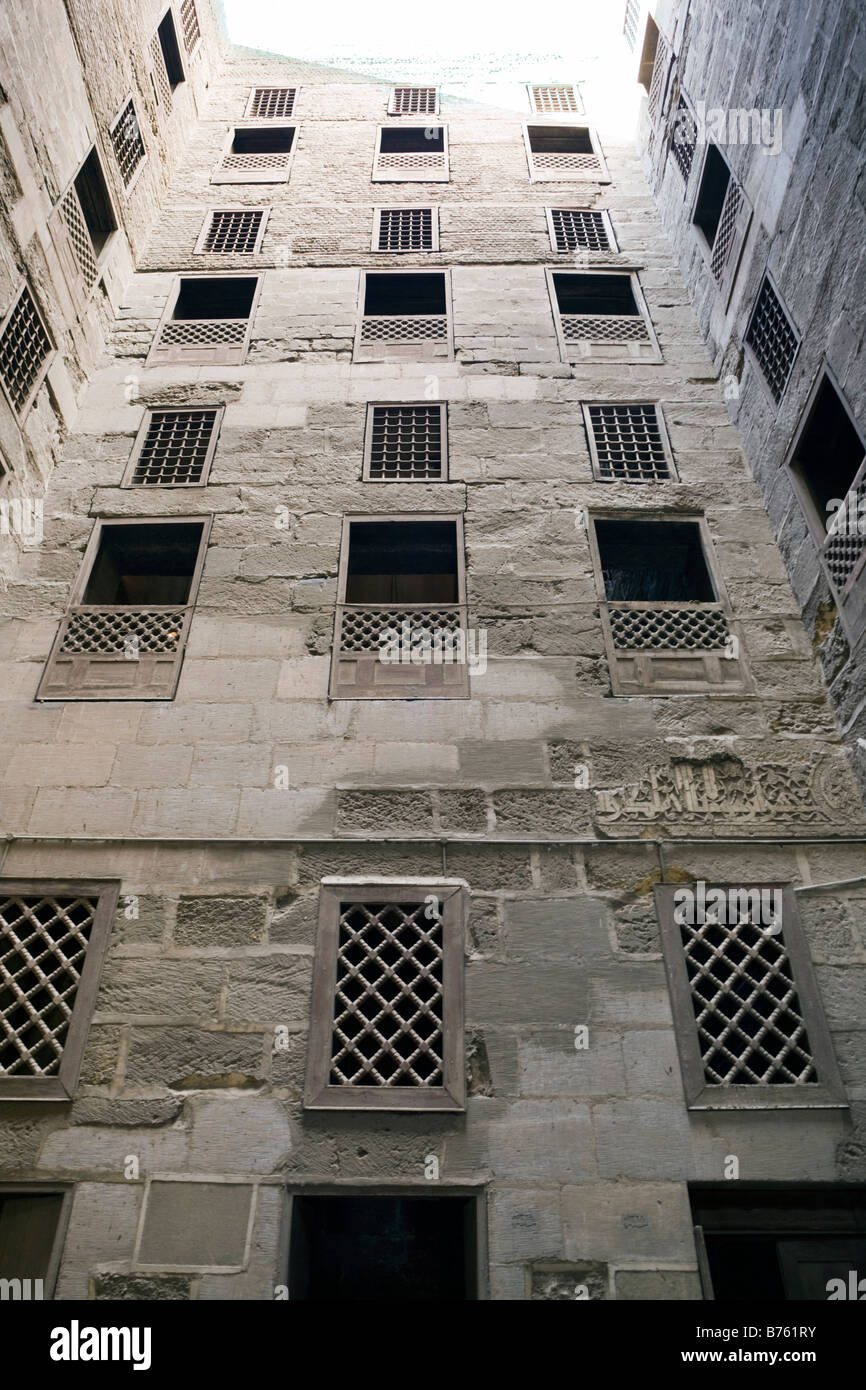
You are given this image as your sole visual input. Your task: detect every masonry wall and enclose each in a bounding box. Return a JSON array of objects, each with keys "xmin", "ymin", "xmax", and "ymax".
[
  {"xmin": 0, "ymin": 24, "xmax": 865, "ymax": 1300},
  {"xmin": 641, "ymin": 0, "xmax": 866, "ymax": 797}
]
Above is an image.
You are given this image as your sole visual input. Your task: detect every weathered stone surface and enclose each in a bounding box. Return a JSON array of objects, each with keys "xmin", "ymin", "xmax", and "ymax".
[
  {"xmin": 531, "ymin": 1261, "xmax": 609, "ymax": 1300},
  {"xmin": 94, "ymin": 1273, "xmax": 193, "ymax": 1300},
  {"xmin": 174, "ymin": 895, "xmax": 269, "ymax": 947}
]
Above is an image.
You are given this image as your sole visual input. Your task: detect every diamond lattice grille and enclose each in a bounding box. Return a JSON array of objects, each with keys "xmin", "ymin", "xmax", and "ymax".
[
  {"xmin": 111, "ymin": 100, "xmax": 146, "ymax": 186},
  {"xmin": 0, "ymin": 894, "xmax": 97, "ymax": 1077},
  {"xmin": 711, "ymin": 177, "xmax": 742, "ymax": 282},
  {"xmin": 180, "ymin": 0, "xmax": 201, "ymax": 53},
  {"xmin": 360, "ymin": 314, "xmax": 447, "ymax": 342},
  {"xmin": 159, "ymin": 318, "xmax": 247, "ymax": 346},
  {"xmin": 0, "ymin": 286, "xmax": 52, "ymax": 414},
  {"xmin": 551, "ymin": 209, "xmax": 611, "ymax": 253},
  {"xmin": 249, "ymin": 88, "xmax": 295, "ymax": 119},
  {"xmin": 369, "ymin": 405, "xmax": 443, "ymax": 479},
  {"xmin": 376, "ymin": 152, "xmax": 447, "ymax": 172},
  {"xmin": 561, "ymin": 313, "xmax": 649, "ymax": 343},
  {"xmin": 219, "ymin": 151, "xmax": 290, "ymax": 173},
  {"xmin": 60, "ymin": 187, "xmax": 99, "ymax": 288},
  {"xmin": 681, "ymin": 911, "xmax": 817, "ymax": 1085},
  {"xmin": 59, "ymin": 606, "xmax": 187, "ymax": 654},
  {"xmin": 609, "ymin": 604, "xmax": 729, "ymax": 649},
  {"xmin": 671, "ymin": 96, "xmax": 697, "ymax": 181},
  {"xmin": 378, "ymin": 208, "xmax": 434, "ymax": 252},
  {"xmin": 647, "ymin": 34, "xmax": 670, "ymax": 122},
  {"xmin": 131, "ymin": 409, "xmax": 218, "ymax": 485},
  {"xmin": 823, "ymin": 484, "xmax": 866, "ymax": 590},
  {"xmin": 623, "ymin": 0, "xmax": 639, "ymax": 48},
  {"xmin": 339, "ymin": 605, "xmax": 464, "ymax": 653},
  {"xmin": 390, "ymin": 88, "xmax": 437, "ymax": 114},
  {"xmin": 329, "ymin": 901, "xmax": 444, "ymax": 1087},
  {"xmin": 588, "ymin": 404, "xmax": 671, "ymax": 481},
  {"xmin": 532, "ymin": 85, "xmax": 580, "ymax": 113},
  {"xmin": 746, "ymin": 276, "xmax": 799, "ymax": 404},
  {"xmin": 202, "ymin": 210, "xmax": 264, "ymax": 254},
  {"xmin": 532, "ymin": 151, "xmax": 601, "ymax": 172},
  {"xmin": 149, "ymin": 33, "xmax": 172, "ymax": 111}
]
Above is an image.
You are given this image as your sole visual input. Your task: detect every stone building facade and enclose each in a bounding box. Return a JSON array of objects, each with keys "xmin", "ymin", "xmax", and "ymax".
[{"xmin": 0, "ymin": 0, "xmax": 864, "ymax": 1301}]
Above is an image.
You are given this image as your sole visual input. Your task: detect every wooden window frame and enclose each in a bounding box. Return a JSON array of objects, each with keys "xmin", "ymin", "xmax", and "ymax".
[
  {"xmin": 545, "ymin": 267, "xmax": 662, "ymax": 364},
  {"xmin": 121, "ymin": 404, "xmax": 225, "ymax": 488},
  {"xmin": 354, "ymin": 267, "xmax": 454, "ymax": 363},
  {"xmin": 243, "ymin": 87, "xmax": 299, "ymax": 120},
  {"xmin": 587, "ymin": 510, "xmax": 751, "ymax": 696},
  {"xmin": 387, "ymin": 87, "xmax": 440, "ymax": 117},
  {"xmin": 0, "ymin": 281, "xmax": 55, "ymax": 422},
  {"xmin": 109, "ymin": 95, "xmax": 148, "ymax": 196},
  {"xmin": 372, "ymin": 125, "xmax": 450, "ymax": 184},
  {"xmin": 523, "ymin": 123, "xmax": 611, "ymax": 184},
  {"xmin": 211, "ymin": 124, "xmax": 298, "ymax": 186},
  {"xmin": 690, "ymin": 142, "xmax": 752, "ymax": 310},
  {"xmin": 582, "ymin": 401, "xmax": 677, "ymax": 482},
  {"xmin": 545, "ymin": 207, "xmax": 618, "ymax": 256},
  {"xmin": 526, "ymin": 83, "xmax": 584, "ymax": 117},
  {"xmin": 194, "ymin": 207, "xmax": 270, "ymax": 256},
  {"xmin": 371, "ymin": 206, "xmax": 440, "ymax": 253},
  {"xmin": 179, "ymin": 0, "xmax": 203, "ymax": 59},
  {"xmin": 744, "ymin": 269, "xmax": 801, "ymax": 409},
  {"xmin": 146, "ymin": 273, "xmax": 262, "ymax": 367},
  {"xmin": 36, "ymin": 515, "xmax": 211, "ymax": 702},
  {"xmin": 305, "ymin": 879, "xmax": 467, "ymax": 1112},
  {"xmin": 362, "ymin": 401, "xmax": 448, "ymax": 482},
  {"xmin": 0, "ymin": 1184, "xmax": 75, "ymax": 1297},
  {"xmin": 0, "ymin": 880, "xmax": 120, "ymax": 1100},
  {"xmin": 330, "ymin": 511, "xmax": 469, "ymax": 699},
  {"xmin": 654, "ymin": 883, "xmax": 847, "ymax": 1111},
  {"xmin": 48, "ymin": 146, "xmax": 119, "ymax": 315}
]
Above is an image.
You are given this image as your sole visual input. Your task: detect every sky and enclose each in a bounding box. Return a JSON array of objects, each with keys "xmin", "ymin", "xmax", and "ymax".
[{"xmin": 218, "ymin": 0, "xmax": 644, "ymax": 140}]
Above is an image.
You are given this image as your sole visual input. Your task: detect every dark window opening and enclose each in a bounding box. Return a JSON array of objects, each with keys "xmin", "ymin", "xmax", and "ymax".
[
  {"xmin": 230, "ymin": 126, "xmax": 295, "ymax": 155},
  {"xmin": 0, "ymin": 1193, "xmax": 65, "ymax": 1284},
  {"xmin": 553, "ymin": 272, "xmax": 638, "ymax": 316},
  {"xmin": 692, "ymin": 1187, "xmax": 866, "ymax": 1301},
  {"xmin": 73, "ymin": 150, "xmax": 116, "ymax": 257},
  {"xmin": 172, "ymin": 276, "xmax": 257, "ymax": 321},
  {"xmin": 595, "ymin": 519, "xmax": 716, "ymax": 602},
  {"xmin": 82, "ymin": 522, "xmax": 204, "ymax": 606},
  {"xmin": 346, "ymin": 519, "xmax": 458, "ymax": 603},
  {"xmin": 364, "ymin": 273, "xmax": 446, "ymax": 317},
  {"xmin": 380, "ymin": 127, "xmax": 444, "ymax": 154},
  {"xmin": 157, "ymin": 10, "xmax": 185, "ymax": 87},
  {"xmin": 693, "ymin": 145, "xmax": 731, "ymax": 246},
  {"xmin": 528, "ymin": 125, "xmax": 594, "ymax": 154},
  {"xmin": 790, "ymin": 375, "xmax": 865, "ymax": 528},
  {"xmin": 289, "ymin": 1196, "xmax": 477, "ymax": 1300}
]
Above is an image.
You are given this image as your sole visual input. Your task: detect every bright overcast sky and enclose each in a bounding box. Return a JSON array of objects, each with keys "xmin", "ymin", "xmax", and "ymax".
[{"xmin": 218, "ymin": 0, "xmax": 643, "ymax": 139}]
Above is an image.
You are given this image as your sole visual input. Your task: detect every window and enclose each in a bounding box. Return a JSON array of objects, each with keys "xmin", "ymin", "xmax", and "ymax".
[
  {"xmin": 388, "ymin": 87, "xmax": 438, "ymax": 116},
  {"xmin": 0, "ymin": 284, "xmax": 53, "ymax": 418},
  {"xmin": 330, "ymin": 516, "xmax": 468, "ymax": 698},
  {"xmin": 49, "ymin": 149, "xmax": 117, "ymax": 307},
  {"xmin": 590, "ymin": 516, "xmax": 748, "ymax": 694},
  {"xmin": 148, "ymin": 9, "xmax": 184, "ymax": 113},
  {"xmin": 623, "ymin": 0, "xmax": 640, "ymax": 50},
  {"xmin": 786, "ymin": 370, "xmax": 866, "ymax": 644},
  {"xmin": 363, "ymin": 403, "xmax": 447, "ymax": 481},
  {"xmin": 147, "ymin": 275, "xmax": 260, "ymax": 366},
  {"xmin": 244, "ymin": 87, "xmax": 297, "ymax": 119},
  {"xmin": 655, "ymin": 883, "xmax": 845, "ymax": 1110},
  {"xmin": 547, "ymin": 208, "xmax": 616, "ymax": 254},
  {"xmin": 670, "ymin": 93, "xmax": 698, "ymax": 183},
  {"xmin": 195, "ymin": 208, "xmax": 268, "ymax": 255},
  {"xmin": 373, "ymin": 126, "xmax": 449, "ymax": 182},
  {"xmin": 110, "ymin": 98, "xmax": 147, "ymax": 190},
  {"xmin": 288, "ymin": 1194, "xmax": 482, "ymax": 1299},
  {"xmin": 525, "ymin": 124, "xmax": 609, "ymax": 181},
  {"xmin": 583, "ymin": 403, "xmax": 674, "ymax": 482},
  {"xmin": 122, "ymin": 406, "xmax": 223, "ymax": 487},
  {"xmin": 0, "ymin": 882, "xmax": 119, "ymax": 1098},
  {"xmin": 691, "ymin": 1188, "xmax": 866, "ymax": 1300},
  {"xmin": 529, "ymin": 84, "xmax": 582, "ymax": 115},
  {"xmin": 646, "ymin": 28, "xmax": 671, "ymax": 123},
  {"xmin": 179, "ymin": 0, "xmax": 201, "ymax": 56},
  {"xmin": 355, "ymin": 271, "xmax": 452, "ymax": 362},
  {"xmin": 212, "ymin": 126, "xmax": 296, "ymax": 184},
  {"xmin": 0, "ymin": 1188, "xmax": 72, "ymax": 1297},
  {"xmin": 745, "ymin": 273, "xmax": 799, "ymax": 405},
  {"xmin": 692, "ymin": 144, "xmax": 751, "ymax": 304},
  {"xmin": 548, "ymin": 270, "xmax": 661, "ymax": 362},
  {"xmin": 373, "ymin": 207, "xmax": 438, "ymax": 253},
  {"xmin": 305, "ymin": 879, "xmax": 466, "ymax": 1108},
  {"xmin": 36, "ymin": 518, "xmax": 210, "ymax": 700}
]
